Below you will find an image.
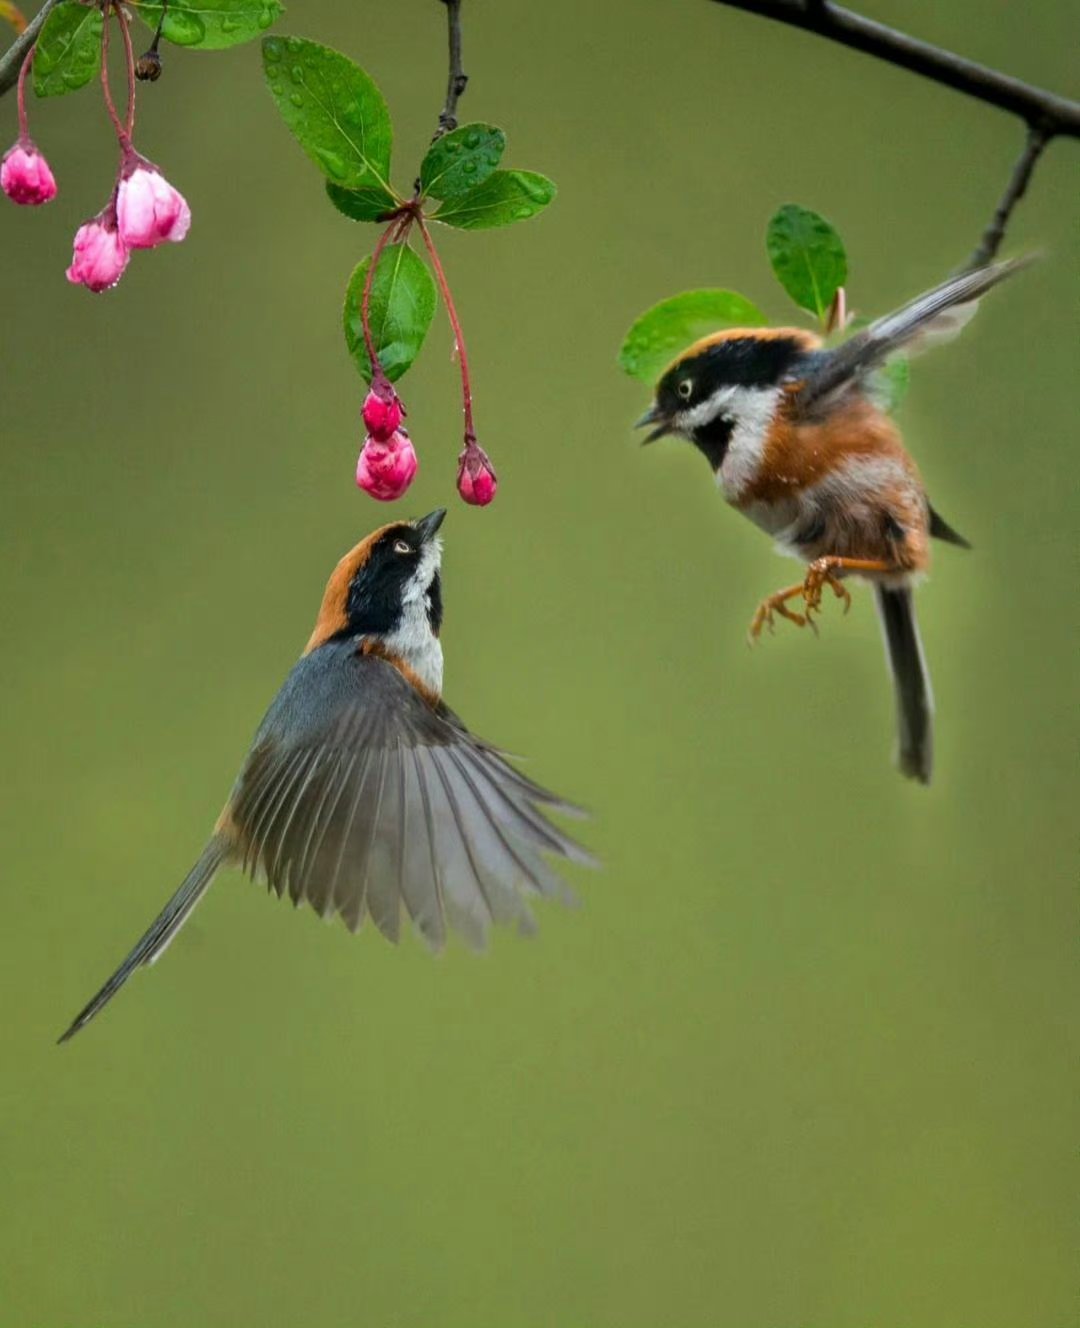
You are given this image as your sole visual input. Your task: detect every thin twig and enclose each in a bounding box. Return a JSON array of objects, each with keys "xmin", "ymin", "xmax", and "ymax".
[
  {"xmin": 966, "ymin": 124, "xmax": 1050, "ymax": 269},
  {"xmin": 708, "ymin": 1, "xmax": 1080, "ymax": 137},
  {"xmin": 433, "ymin": 0, "xmax": 467, "ymax": 142},
  {"xmin": 0, "ymin": 0, "xmax": 58, "ymax": 97}
]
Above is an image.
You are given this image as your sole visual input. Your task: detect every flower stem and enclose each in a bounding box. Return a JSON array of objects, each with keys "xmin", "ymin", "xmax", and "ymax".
[
  {"xmin": 113, "ymin": 1, "xmax": 137, "ymax": 141},
  {"xmin": 361, "ymin": 213, "xmax": 411, "ymax": 381},
  {"xmin": 99, "ymin": 7, "xmax": 129, "ymax": 149},
  {"xmin": 15, "ymin": 42, "xmax": 32, "ymax": 139},
  {"xmin": 415, "ymin": 214, "xmax": 474, "ymax": 442}
]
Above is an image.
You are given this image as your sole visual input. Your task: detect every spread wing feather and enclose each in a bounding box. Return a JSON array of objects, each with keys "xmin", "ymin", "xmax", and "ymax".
[
  {"xmin": 222, "ymin": 639, "xmax": 592, "ymax": 948},
  {"xmin": 793, "ymin": 256, "xmax": 1030, "ymax": 416}
]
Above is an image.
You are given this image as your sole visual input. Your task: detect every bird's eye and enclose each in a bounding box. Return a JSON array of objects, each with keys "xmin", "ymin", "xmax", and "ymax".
[
  {"xmin": 677, "ymin": 378, "xmax": 693, "ymax": 400},
  {"xmin": 393, "ymin": 539, "xmax": 412, "ymax": 555}
]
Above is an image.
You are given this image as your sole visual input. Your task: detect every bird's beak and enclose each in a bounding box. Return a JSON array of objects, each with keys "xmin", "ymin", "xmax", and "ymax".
[
  {"xmin": 634, "ymin": 404, "xmax": 672, "ymax": 444},
  {"xmin": 414, "ymin": 508, "xmax": 447, "ymax": 543}
]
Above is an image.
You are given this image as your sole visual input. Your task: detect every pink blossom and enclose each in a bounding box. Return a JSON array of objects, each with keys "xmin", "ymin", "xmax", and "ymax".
[
  {"xmin": 116, "ymin": 158, "xmax": 190, "ymax": 249},
  {"xmin": 356, "ymin": 430, "xmax": 418, "ymax": 502},
  {"xmin": 1, "ymin": 140, "xmax": 57, "ymax": 206},
  {"xmin": 456, "ymin": 443, "xmax": 497, "ymax": 506},
  {"xmin": 362, "ymin": 382, "xmax": 404, "ymax": 442},
  {"xmin": 66, "ymin": 208, "xmax": 130, "ymax": 293}
]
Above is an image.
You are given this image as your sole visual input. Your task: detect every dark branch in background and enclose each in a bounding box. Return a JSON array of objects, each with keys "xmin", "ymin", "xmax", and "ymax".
[
  {"xmin": 708, "ymin": 0, "xmax": 1080, "ymax": 133},
  {"xmin": 709, "ymin": 0, "xmax": 1080, "ymax": 266},
  {"xmin": 0, "ymin": 0, "xmax": 58, "ymax": 97},
  {"xmin": 967, "ymin": 124, "xmax": 1049, "ymax": 269},
  {"xmin": 433, "ymin": 0, "xmax": 467, "ymax": 142}
]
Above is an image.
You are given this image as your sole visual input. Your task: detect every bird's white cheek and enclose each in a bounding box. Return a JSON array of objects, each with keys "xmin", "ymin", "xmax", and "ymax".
[{"xmin": 716, "ymin": 387, "xmax": 781, "ymax": 499}]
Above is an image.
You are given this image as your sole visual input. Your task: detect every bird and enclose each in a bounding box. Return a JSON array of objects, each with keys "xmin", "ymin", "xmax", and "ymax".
[
  {"xmin": 59, "ymin": 509, "xmax": 593, "ymax": 1042},
  {"xmin": 635, "ymin": 257, "xmax": 1029, "ymax": 785}
]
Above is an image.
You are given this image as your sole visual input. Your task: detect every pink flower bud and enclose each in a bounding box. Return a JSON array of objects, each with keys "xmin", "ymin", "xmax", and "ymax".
[
  {"xmin": 66, "ymin": 207, "xmax": 130, "ymax": 293},
  {"xmin": 356, "ymin": 430, "xmax": 418, "ymax": 502},
  {"xmin": 116, "ymin": 157, "xmax": 190, "ymax": 249},
  {"xmin": 361, "ymin": 382, "xmax": 404, "ymax": 442},
  {"xmin": 456, "ymin": 443, "xmax": 497, "ymax": 506},
  {"xmin": 1, "ymin": 139, "xmax": 57, "ymax": 206}
]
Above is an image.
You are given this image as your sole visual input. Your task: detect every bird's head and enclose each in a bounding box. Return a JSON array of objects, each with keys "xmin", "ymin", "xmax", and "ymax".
[
  {"xmin": 305, "ymin": 509, "xmax": 447, "ymax": 694},
  {"xmin": 636, "ymin": 328, "xmax": 821, "ymax": 470}
]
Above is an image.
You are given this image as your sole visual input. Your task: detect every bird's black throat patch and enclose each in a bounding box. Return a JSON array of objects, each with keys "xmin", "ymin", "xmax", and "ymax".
[{"xmin": 690, "ymin": 413, "xmax": 735, "ymax": 470}]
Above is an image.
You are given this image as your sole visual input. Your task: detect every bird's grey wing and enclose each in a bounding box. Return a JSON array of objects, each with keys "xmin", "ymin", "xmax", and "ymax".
[
  {"xmin": 224, "ymin": 638, "xmax": 593, "ymax": 949},
  {"xmin": 791, "ymin": 256, "xmax": 1030, "ymax": 416}
]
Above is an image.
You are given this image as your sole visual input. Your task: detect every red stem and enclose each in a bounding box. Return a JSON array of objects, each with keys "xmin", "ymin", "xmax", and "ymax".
[
  {"xmin": 361, "ymin": 213, "xmax": 411, "ymax": 380},
  {"xmin": 99, "ymin": 7, "xmax": 129, "ymax": 149},
  {"xmin": 416, "ymin": 214, "xmax": 475, "ymax": 442},
  {"xmin": 113, "ymin": 1, "xmax": 137, "ymax": 141},
  {"xmin": 15, "ymin": 43, "xmax": 32, "ymax": 140}
]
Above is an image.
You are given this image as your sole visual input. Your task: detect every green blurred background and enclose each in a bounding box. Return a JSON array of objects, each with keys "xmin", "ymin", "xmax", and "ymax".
[{"xmin": 2, "ymin": 1, "xmax": 1077, "ymax": 1323}]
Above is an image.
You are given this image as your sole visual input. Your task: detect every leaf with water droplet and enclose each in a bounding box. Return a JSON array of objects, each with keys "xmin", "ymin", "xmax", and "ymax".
[
  {"xmin": 419, "ymin": 123, "xmax": 506, "ymax": 202},
  {"xmin": 33, "ymin": 2, "xmax": 102, "ymax": 98},
  {"xmin": 433, "ymin": 169, "xmax": 556, "ymax": 230},
  {"xmin": 261, "ymin": 36, "xmax": 393, "ymax": 193},
  {"xmin": 136, "ymin": 0, "xmax": 281, "ymax": 50},
  {"xmin": 343, "ymin": 243, "xmax": 437, "ymax": 384},
  {"xmin": 765, "ymin": 203, "xmax": 847, "ymax": 322},
  {"xmin": 617, "ymin": 290, "xmax": 767, "ymax": 383},
  {"xmin": 326, "ymin": 181, "xmax": 397, "ymax": 223}
]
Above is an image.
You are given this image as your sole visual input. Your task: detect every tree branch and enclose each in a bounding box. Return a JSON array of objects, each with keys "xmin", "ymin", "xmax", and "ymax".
[
  {"xmin": 0, "ymin": 0, "xmax": 58, "ymax": 97},
  {"xmin": 710, "ymin": 1, "xmax": 1078, "ymax": 266},
  {"xmin": 966, "ymin": 124, "xmax": 1050, "ymax": 269},
  {"xmin": 432, "ymin": 0, "xmax": 467, "ymax": 142},
  {"xmin": 708, "ymin": 0, "xmax": 1080, "ymax": 137}
]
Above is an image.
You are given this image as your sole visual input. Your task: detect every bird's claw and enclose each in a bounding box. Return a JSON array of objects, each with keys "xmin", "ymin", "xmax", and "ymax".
[{"xmin": 750, "ymin": 557, "xmax": 855, "ymax": 645}]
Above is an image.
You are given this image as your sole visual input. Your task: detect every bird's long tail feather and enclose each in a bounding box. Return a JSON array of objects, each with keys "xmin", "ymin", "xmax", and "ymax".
[
  {"xmin": 874, "ymin": 585, "xmax": 933, "ymax": 785},
  {"xmin": 58, "ymin": 837, "xmax": 228, "ymax": 1043}
]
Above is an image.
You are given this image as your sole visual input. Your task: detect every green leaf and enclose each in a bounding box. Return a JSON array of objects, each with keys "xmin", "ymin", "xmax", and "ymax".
[
  {"xmin": 136, "ymin": 0, "xmax": 282, "ymax": 49},
  {"xmin": 765, "ymin": 204, "xmax": 847, "ymax": 321},
  {"xmin": 326, "ymin": 181, "xmax": 397, "ymax": 222},
  {"xmin": 343, "ymin": 244, "xmax": 437, "ymax": 384},
  {"xmin": 33, "ymin": 2, "xmax": 102, "ymax": 97},
  {"xmin": 419, "ymin": 123, "xmax": 506, "ymax": 201},
  {"xmin": 262, "ymin": 36, "xmax": 392, "ymax": 192},
  {"xmin": 617, "ymin": 290, "xmax": 767, "ymax": 383},
  {"xmin": 433, "ymin": 170, "xmax": 555, "ymax": 230}
]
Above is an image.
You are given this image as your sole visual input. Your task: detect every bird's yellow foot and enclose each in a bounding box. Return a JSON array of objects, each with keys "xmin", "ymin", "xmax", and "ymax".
[
  {"xmin": 803, "ymin": 556, "xmax": 852, "ymax": 621},
  {"xmin": 748, "ymin": 582, "xmax": 809, "ymax": 642}
]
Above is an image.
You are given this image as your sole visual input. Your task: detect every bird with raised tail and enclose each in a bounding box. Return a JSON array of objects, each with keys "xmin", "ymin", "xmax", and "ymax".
[
  {"xmin": 636, "ymin": 258, "xmax": 1030, "ymax": 785},
  {"xmin": 60, "ymin": 509, "xmax": 593, "ymax": 1042}
]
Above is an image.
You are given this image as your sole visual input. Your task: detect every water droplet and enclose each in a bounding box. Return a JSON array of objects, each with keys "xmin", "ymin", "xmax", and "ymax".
[
  {"xmin": 286, "ymin": 36, "xmax": 302, "ymax": 52},
  {"xmin": 513, "ymin": 206, "xmax": 535, "ymax": 220},
  {"xmin": 164, "ymin": 9, "xmax": 205, "ymax": 44},
  {"xmin": 290, "ymin": 65, "xmax": 303, "ymax": 83},
  {"xmin": 462, "ymin": 160, "xmax": 477, "ymax": 174},
  {"xmin": 220, "ymin": 15, "xmax": 239, "ymax": 32},
  {"xmin": 464, "ymin": 131, "xmax": 481, "ymax": 148},
  {"xmin": 315, "ymin": 148, "xmax": 346, "ymax": 179},
  {"xmin": 257, "ymin": 5, "xmax": 276, "ymax": 29},
  {"xmin": 263, "ymin": 36, "xmax": 282, "ymax": 59},
  {"xmin": 289, "ymin": 90, "xmax": 304, "ymax": 107}
]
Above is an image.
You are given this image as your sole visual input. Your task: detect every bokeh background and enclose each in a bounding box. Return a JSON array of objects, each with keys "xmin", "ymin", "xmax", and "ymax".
[{"xmin": 2, "ymin": 1, "xmax": 1076, "ymax": 1324}]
